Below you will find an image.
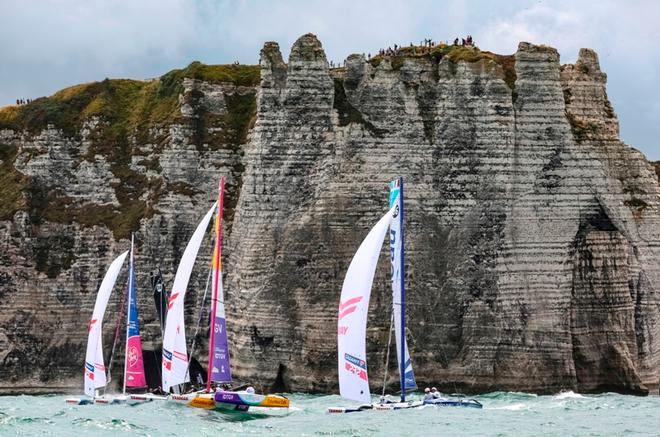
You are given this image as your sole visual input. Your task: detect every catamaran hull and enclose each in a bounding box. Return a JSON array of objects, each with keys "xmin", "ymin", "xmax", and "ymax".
[
  {"xmin": 328, "ymin": 400, "xmax": 424, "ymax": 413},
  {"xmin": 179, "ymin": 391, "xmax": 290, "ymax": 415},
  {"xmin": 423, "ymin": 398, "xmax": 483, "ymax": 409},
  {"xmin": 64, "ymin": 398, "xmax": 94, "ymax": 406},
  {"xmin": 166, "ymin": 392, "xmax": 201, "ymax": 406},
  {"xmin": 214, "ymin": 391, "xmax": 290, "ymax": 409},
  {"xmin": 128, "ymin": 393, "xmax": 168, "ymax": 403},
  {"xmin": 64, "ymin": 395, "xmax": 130, "ymax": 405}
]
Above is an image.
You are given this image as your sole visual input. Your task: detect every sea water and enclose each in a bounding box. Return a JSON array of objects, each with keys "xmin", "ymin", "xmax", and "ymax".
[{"xmin": 0, "ymin": 392, "xmax": 658, "ymax": 436}]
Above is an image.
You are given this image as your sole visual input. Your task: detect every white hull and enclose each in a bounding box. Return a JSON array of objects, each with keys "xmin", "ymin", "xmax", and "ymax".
[
  {"xmin": 128, "ymin": 393, "xmax": 169, "ymax": 403},
  {"xmin": 328, "ymin": 400, "xmax": 424, "ymax": 413},
  {"xmin": 65, "ymin": 393, "xmax": 168, "ymax": 405},
  {"xmin": 166, "ymin": 392, "xmax": 200, "ymax": 405},
  {"xmin": 64, "ymin": 395, "xmax": 127, "ymax": 405}
]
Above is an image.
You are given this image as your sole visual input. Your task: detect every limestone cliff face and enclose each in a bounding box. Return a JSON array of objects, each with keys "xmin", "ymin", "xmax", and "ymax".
[
  {"xmin": 0, "ymin": 34, "xmax": 658, "ymax": 395},
  {"xmin": 0, "ymin": 67, "xmax": 257, "ymax": 392},
  {"xmin": 225, "ymin": 36, "xmax": 660, "ymax": 395}
]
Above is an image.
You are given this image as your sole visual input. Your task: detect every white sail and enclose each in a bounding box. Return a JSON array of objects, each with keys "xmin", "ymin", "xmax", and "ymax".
[
  {"xmin": 84, "ymin": 250, "xmax": 129, "ymax": 397},
  {"xmin": 337, "ymin": 208, "xmax": 394, "ymax": 404},
  {"xmin": 162, "ymin": 203, "xmax": 217, "ymax": 392},
  {"xmin": 389, "ymin": 179, "xmax": 416, "ymax": 392}
]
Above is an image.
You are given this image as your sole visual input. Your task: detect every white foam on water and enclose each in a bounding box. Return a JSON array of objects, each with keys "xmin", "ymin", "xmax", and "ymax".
[
  {"xmin": 553, "ymin": 391, "xmax": 585, "ymax": 400},
  {"xmin": 490, "ymin": 402, "xmax": 528, "ymax": 411}
]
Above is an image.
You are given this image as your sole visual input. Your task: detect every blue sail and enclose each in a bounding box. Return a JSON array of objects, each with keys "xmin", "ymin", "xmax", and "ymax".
[
  {"xmin": 389, "ymin": 178, "xmax": 417, "ymax": 398},
  {"xmin": 124, "ymin": 237, "xmax": 146, "ymax": 390}
]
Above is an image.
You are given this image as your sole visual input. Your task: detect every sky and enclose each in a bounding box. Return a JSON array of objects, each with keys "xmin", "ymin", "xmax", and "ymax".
[{"xmin": 0, "ymin": 0, "xmax": 657, "ymax": 160}]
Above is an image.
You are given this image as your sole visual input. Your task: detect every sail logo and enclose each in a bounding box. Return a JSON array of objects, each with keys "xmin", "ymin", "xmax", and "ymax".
[
  {"xmin": 163, "ymin": 349, "xmax": 173, "ymax": 370},
  {"xmin": 85, "ymin": 361, "xmax": 94, "ymax": 380},
  {"xmin": 345, "ymin": 353, "xmax": 366, "ymax": 370},
  {"xmin": 337, "ymin": 326, "xmax": 348, "ymax": 335},
  {"xmin": 338, "ymin": 296, "xmax": 363, "ymax": 320},
  {"xmin": 127, "ymin": 345, "xmax": 139, "ymax": 366},
  {"xmin": 390, "ymin": 229, "xmax": 398, "ymax": 279},
  {"xmin": 168, "ymin": 293, "xmax": 179, "ymax": 310},
  {"xmin": 173, "ymin": 350, "xmax": 188, "ymax": 362},
  {"xmin": 344, "ymin": 353, "xmax": 368, "ymax": 381},
  {"xmin": 88, "ymin": 319, "xmax": 97, "ymax": 332}
]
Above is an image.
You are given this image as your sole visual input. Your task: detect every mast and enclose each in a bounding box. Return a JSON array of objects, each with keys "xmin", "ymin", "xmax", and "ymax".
[
  {"xmin": 398, "ymin": 177, "xmax": 406, "ymax": 402},
  {"xmin": 123, "ymin": 234, "xmax": 134, "ymax": 395},
  {"xmin": 207, "ymin": 177, "xmax": 225, "ymax": 392}
]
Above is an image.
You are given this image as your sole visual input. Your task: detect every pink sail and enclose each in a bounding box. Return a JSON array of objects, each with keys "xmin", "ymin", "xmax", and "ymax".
[{"xmin": 125, "ymin": 336, "xmax": 146, "ymax": 388}]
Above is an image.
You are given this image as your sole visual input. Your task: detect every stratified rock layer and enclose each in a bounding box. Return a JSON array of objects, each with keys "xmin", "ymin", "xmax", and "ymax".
[
  {"xmin": 0, "ymin": 34, "xmax": 658, "ymax": 395},
  {"xmin": 226, "ymin": 37, "xmax": 660, "ymax": 395}
]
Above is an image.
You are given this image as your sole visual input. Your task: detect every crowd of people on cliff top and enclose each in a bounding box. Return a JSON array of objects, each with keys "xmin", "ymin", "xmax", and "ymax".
[
  {"xmin": 15, "ymin": 98, "xmax": 32, "ymax": 105},
  {"xmin": 328, "ymin": 35, "xmax": 476, "ymax": 68},
  {"xmin": 374, "ymin": 35, "xmax": 475, "ymax": 58}
]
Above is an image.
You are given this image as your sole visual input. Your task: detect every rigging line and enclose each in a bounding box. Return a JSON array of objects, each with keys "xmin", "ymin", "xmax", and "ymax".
[
  {"xmin": 184, "ymin": 265, "xmax": 213, "ymax": 385},
  {"xmin": 381, "ymin": 312, "xmax": 395, "ymax": 397},
  {"xmin": 104, "ymin": 280, "xmax": 128, "ymax": 396}
]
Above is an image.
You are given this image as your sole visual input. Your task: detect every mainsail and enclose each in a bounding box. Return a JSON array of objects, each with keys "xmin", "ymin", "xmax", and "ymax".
[
  {"xmin": 388, "ymin": 178, "xmax": 417, "ymax": 398},
  {"xmin": 84, "ymin": 251, "xmax": 129, "ymax": 397},
  {"xmin": 151, "ymin": 268, "xmax": 167, "ymax": 334},
  {"xmin": 162, "ymin": 203, "xmax": 217, "ymax": 392},
  {"xmin": 207, "ymin": 177, "xmax": 231, "ymax": 389},
  {"xmin": 124, "ymin": 235, "xmax": 147, "ymax": 391},
  {"xmin": 337, "ymin": 208, "xmax": 395, "ymax": 404}
]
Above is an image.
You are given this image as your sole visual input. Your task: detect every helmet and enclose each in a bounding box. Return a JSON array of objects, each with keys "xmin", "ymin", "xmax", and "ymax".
[{"xmin": 424, "ymin": 388, "xmax": 430, "ymax": 393}]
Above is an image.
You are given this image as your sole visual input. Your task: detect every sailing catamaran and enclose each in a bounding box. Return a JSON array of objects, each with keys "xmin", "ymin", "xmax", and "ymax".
[
  {"xmin": 162, "ymin": 177, "xmax": 290, "ymax": 413},
  {"xmin": 66, "ymin": 236, "xmax": 160, "ymax": 405},
  {"xmin": 328, "ymin": 178, "xmax": 482, "ymax": 412},
  {"xmin": 328, "ymin": 177, "xmax": 421, "ymax": 413}
]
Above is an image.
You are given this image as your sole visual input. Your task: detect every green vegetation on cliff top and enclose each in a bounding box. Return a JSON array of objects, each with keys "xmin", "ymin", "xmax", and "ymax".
[
  {"xmin": 368, "ymin": 44, "xmax": 516, "ymax": 92},
  {"xmin": 0, "ymin": 62, "xmax": 260, "ymax": 239},
  {"xmin": 0, "ymin": 62, "xmax": 260, "ymax": 139}
]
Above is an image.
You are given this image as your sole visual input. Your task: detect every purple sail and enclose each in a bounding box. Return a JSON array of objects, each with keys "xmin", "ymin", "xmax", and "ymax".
[{"xmin": 211, "ymin": 314, "xmax": 231, "ymax": 382}]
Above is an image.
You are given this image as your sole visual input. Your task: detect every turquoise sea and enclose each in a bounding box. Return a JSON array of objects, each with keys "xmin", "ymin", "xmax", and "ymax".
[{"xmin": 0, "ymin": 392, "xmax": 658, "ymax": 436}]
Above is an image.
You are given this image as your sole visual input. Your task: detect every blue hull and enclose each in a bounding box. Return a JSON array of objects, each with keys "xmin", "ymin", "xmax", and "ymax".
[{"xmin": 424, "ymin": 398, "xmax": 483, "ymax": 409}]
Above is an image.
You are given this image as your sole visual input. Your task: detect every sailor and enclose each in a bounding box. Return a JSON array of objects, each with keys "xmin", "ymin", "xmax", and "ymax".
[
  {"xmin": 379, "ymin": 395, "xmax": 393, "ymax": 404},
  {"xmin": 246, "ymin": 386, "xmax": 255, "ymax": 394},
  {"xmin": 423, "ymin": 387, "xmax": 433, "ymax": 401},
  {"xmin": 431, "ymin": 387, "xmax": 440, "ymax": 399}
]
